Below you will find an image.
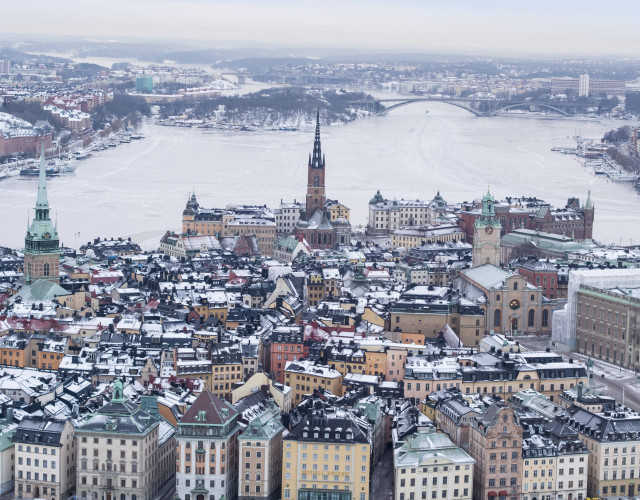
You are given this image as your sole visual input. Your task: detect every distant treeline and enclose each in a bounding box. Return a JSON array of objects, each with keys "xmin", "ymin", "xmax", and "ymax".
[
  {"xmin": 91, "ymin": 94, "xmax": 151, "ymax": 130},
  {"xmin": 157, "ymin": 87, "xmax": 382, "ymax": 123},
  {"xmin": 1, "ymin": 100, "xmax": 58, "ymax": 130}
]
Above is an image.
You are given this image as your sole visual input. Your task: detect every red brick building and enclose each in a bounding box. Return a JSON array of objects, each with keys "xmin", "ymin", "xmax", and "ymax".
[
  {"xmin": 294, "ymin": 111, "xmax": 351, "ymax": 249},
  {"xmin": 0, "ymin": 128, "xmax": 52, "ymax": 156},
  {"xmin": 512, "ymin": 257, "xmax": 560, "ymax": 299},
  {"xmin": 459, "ymin": 194, "xmax": 594, "ymax": 244},
  {"xmin": 269, "ymin": 326, "xmax": 308, "ymax": 384}
]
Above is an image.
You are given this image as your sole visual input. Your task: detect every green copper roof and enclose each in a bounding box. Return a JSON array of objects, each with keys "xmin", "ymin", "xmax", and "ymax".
[{"xmin": 26, "ymin": 145, "xmax": 58, "ymax": 246}]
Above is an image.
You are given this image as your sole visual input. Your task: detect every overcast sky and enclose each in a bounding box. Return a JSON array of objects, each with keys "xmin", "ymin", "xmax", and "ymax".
[{"xmin": 4, "ymin": 0, "xmax": 640, "ymax": 56}]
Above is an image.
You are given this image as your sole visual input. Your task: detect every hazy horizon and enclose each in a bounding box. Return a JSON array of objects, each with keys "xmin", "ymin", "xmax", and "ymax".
[{"xmin": 3, "ymin": 0, "xmax": 640, "ymax": 58}]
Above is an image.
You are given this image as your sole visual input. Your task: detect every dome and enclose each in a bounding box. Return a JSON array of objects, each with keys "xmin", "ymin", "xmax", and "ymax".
[
  {"xmin": 183, "ymin": 208, "xmax": 195, "ymax": 216},
  {"xmin": 334, "ymin": 217, "xmax": 349, "ymax": 226},
  {"xmin": 369, "ymin": 189, "xmax": 384, "ymax": 204}
]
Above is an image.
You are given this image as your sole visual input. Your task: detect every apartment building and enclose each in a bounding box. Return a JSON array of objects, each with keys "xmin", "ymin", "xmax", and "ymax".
[
  {"xmin": 14, "ymin": 417, "xmax": 76, "ymax": 500},
  {"xmin": 75, "ymin": 382, "xmax": 175, "ymax": 500},
  {"xmin": 394, "ymin": 427, "xmax": 475, "ymax": 500},
  {"xmin": 468, "ymin": 405, "xmax": 523, "ymax": 500},
  {"xmin": 176, "ymin": 391, "xmax": 241, "ymax": 500},
  {"xmin": 282, "ymin": 407, "xmax": 371, "ymax": 500},
  {"xmin": 238, "ymin": 401, "xmax": 284, "ymax": 500},
  {"xmin": 284, "ymin": 360, "xmax": 343, "ymax": 405}
]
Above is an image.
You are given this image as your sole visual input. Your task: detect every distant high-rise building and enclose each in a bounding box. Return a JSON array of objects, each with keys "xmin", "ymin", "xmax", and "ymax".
[
  {"xmin": 0, "ymin": 59, "xmax": 10, "ymax": 74},
  {"xmin": 551, "ymin": 76, "xmax": 626, "ymax": 97},
  {"xmin": 579, "ymin": 73, "xmax": 590, "ymax": 97},
  {"xmin": 135, "ymin": 75, "xmax": 154, "ymax": 93}
]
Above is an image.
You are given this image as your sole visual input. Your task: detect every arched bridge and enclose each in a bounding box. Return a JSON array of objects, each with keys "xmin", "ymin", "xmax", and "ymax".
[{"xmin": 350, "ymin": 97, "xmax": 574, "ymax": 117}]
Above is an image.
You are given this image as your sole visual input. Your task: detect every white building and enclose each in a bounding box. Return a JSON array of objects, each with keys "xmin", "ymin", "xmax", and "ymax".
[
  {"xmin": 14, "ymin": 416, "xmax": 76, "ymax": 500},
  {"xmin": 176, "ymin": 391, "xmax": 241, "ymax": 500},
  {"xmin": 393, "ymin": 427, "xmax": 475, "ymax": 500},
  {"xmin": 579, "ymin": 74, "xmax": 590, "ymax": 97},
  {"xmin": 275, "ymin": 201, "xmax": 304, "ymax": 235},
  {"xmin": 368, "ymin": 190, "xmax": 450, "ymax": 235}
]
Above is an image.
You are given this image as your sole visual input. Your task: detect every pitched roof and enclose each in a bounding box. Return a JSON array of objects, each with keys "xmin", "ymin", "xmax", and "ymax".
[
  {"xmin": 14, "ymin": 279, "xmax": 69, "ymax": 302},
  {"xmin": 462, "ymin": 264, "xmax": 513, "ymax": 289},
  {"xmin": 180, "ymin": 390, "xmax": 239, "ymax": 426}
]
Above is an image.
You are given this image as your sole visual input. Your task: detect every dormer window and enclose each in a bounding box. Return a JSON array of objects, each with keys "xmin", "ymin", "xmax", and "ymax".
[{"xmin": 195, "ymin": 410, "xmax": 207, "ymax": 422}]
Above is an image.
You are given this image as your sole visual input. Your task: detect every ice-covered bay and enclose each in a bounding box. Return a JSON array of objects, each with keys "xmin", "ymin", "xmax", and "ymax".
[{"xmin": 0, "ymin": 102, "xmax": 637, "ymax": 251}]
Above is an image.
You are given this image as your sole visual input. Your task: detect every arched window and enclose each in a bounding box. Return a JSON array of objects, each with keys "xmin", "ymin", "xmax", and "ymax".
[
  {"xmin": 513, "ymin": 281, "xmax": 518, "ymax": 291},
  {"xmin": 121, "ymin": 495, "xmax": 126, "ymax": 500},
  {"xmin": 494, "ymin": 309, "xmax": 501, "ymax": 327},
  {"xmin": 528, "ymin": 309, "xmax": 535, "ymax": 327},
  {"xmin": 542, "ymin": 309, "xmax": 549, "ymax": 327},
  {"xmin": 43, "ymin": 262, "xmax": 50, "ymax": 276},
  {"xmin": 314, "ymin": 174, "xmax": 319, "ymax": 187}
]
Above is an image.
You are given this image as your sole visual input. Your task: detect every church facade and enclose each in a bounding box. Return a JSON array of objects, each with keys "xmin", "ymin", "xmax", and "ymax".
[
  {"xmin": 24, "ymin": 146, "xmax": 60, "ymax": 283},
  {"xmin": 294, "ymin": 111, "xmax": 351, "ymax": 249}
]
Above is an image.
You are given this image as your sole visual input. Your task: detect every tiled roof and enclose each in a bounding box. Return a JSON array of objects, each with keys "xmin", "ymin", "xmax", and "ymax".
[{"xmin": 181, "ymin": 390, "xmax": 239, "ymax": 426}]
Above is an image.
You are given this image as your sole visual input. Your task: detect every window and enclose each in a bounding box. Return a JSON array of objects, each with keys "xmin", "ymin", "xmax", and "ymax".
[
  {"xmin": 494, "ymin": 309, "xmax": 501, "ymax": 327},
  {"xmin": 528, "ymin": 309, "xmax": 535, "ymax": 327}
]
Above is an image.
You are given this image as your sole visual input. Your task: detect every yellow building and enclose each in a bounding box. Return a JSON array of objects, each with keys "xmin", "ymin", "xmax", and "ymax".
[
  {"xmin": 226, "ymin": 218, "xmax": 277, "ymax": 257},
  {"xmin": 326, "ymin": 346, "xmax": 366, "ymax": 378},
  {"xmin": 563, "ymin": 404, "xmax": 640, "ymax": 498},
  {"xmin": 211, "ymin": 351, "xmax": 244, "ymax": 401},
  {"xmin": 326, "ymin": 200, "xmax": 351, "ymax": 223},
  {"xmin": 284, "ymin": 360, "xmax": 343, "ymax": 404},
  {"xmin": 308, "ymin": 272, "xmax": 326, "ymax": 307},
  {"xmin": 282, "ymin": 408, "xmax": 371, "ymax": 500},
  {"xmin": 391, "ymin": 224, "xmax": 465, "ymax": 250}
]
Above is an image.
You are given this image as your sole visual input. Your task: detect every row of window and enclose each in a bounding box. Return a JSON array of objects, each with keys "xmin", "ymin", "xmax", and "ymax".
[
  {"xmin": 399, "ymin": 490, "xmax": 468, "ymax": 500},
  {"xmin": 523, "ymin": 480, "xmax": 583, "ymax": 491},
  {"xmin": 81, "ymin": 476, "xmax": 138, "ymax": 488},
  {"xmin": 17, "ymin": 471, "xmax": 56, "ymax": 481},
  {"xmin": 16, "ymin": 445, "xmax": 56, "ymax": 454},
  {"xmin": 283, "ymin": 487, "xmax": 364, "ymax": 499},
  {"xmin": 488, "ymin": 477, "xmax": 517, "ymax": 487},
  {"xmin": 17, "ymin": 457, "xmax": 56, "ymax": 467},
  {"xmin": 399, "ymin": 475, "xmax": 470, "ymax": 487},
  {"xmin": 17, "ymin": 483, "xmax": 55, "ymax": 496}
]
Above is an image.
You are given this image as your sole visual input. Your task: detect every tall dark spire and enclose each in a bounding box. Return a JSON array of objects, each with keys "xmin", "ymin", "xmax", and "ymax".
[{"xmin": 309, "ymin": 108, "xmax": 324, "ymax": 169}]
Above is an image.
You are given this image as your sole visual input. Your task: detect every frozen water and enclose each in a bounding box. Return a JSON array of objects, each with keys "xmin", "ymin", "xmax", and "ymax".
[{"xmin": 0, "ymin": 102, "xmax": 637, "ymax": 251}]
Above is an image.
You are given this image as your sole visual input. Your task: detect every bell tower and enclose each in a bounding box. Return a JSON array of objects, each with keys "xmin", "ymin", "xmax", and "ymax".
[
  {"xmin": 24, "ymin": 145, "xmax": 60, "ymax": 283},
  {"xmin": 305, "ymin": 109, "xmax": 326, "ymax": 219},
  {"xmin": 472, "ymin": 189, "xmax": 502, "ymax": 267}
]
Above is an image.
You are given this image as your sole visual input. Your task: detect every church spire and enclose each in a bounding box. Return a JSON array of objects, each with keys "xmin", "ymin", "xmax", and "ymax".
[
  {"xmin": 584, "ymin": 190, "xmax": 593, "ymax": 210},
  {"xmin": 35, "ymin": 143, "xmax": 50, "ymax": 215},
  {"xmin": 309, "ymin": 108, "xmax": 324, "ymax": 169}
]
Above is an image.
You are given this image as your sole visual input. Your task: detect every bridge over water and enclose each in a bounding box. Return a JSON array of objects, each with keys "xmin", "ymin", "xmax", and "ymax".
[{"xmin": 350, "ymin": 97, "xmax": 576, "ymax": 117}]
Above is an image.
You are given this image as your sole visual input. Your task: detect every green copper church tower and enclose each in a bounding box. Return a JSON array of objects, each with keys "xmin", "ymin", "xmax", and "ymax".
[
  {"xmin": 24, "ymin": 145, "xmax": 60, "ymax": 284},
  {"xmin": 472, "ymin": 189, "xmax": 502, "ymax": 267}
]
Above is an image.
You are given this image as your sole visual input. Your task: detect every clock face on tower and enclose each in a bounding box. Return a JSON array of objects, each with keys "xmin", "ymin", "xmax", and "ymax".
[
  {"xmin": 485, "ymin": 226, "xmax": 494, "ymax": 235},
  {"xmin": 43, "ymin": 232, "xmax": 51, "ymax": 239},
  {"xmin": 314, "ymin": 189, "xmax": 319, "ymax": 194},
  {"xmin": 509, "ymin": 299, "xmax": 520, "ymax": 310}
]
